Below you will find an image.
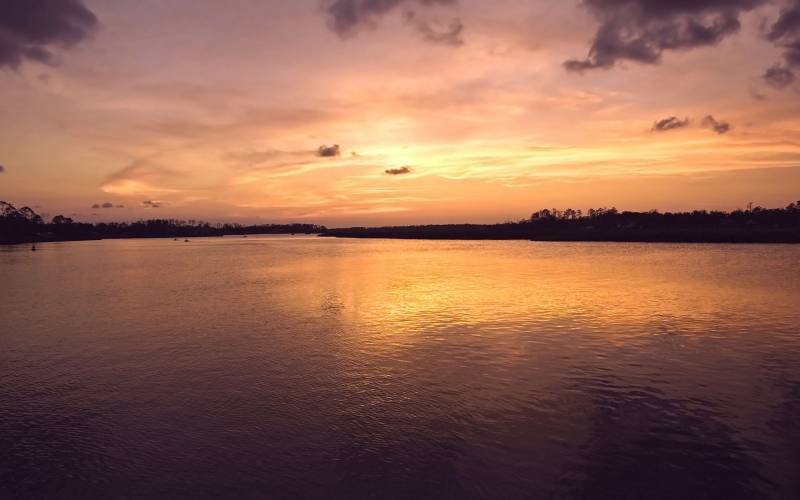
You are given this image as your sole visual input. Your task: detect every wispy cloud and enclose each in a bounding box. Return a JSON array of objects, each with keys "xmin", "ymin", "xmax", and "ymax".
[
  {"xmin": 405, "ymin": 12, "xmax": 464, "ymax": 46},
  {"xmin": 323, "ymin": 0, "xmax": 462, "ymax": 45},
  {"xmin": 702, "ymin": 115, "xmax": 731, "ymax": 134},
  {"xmin": 102, "ymin": 158, "xmax": 184, "ymax": 196}
]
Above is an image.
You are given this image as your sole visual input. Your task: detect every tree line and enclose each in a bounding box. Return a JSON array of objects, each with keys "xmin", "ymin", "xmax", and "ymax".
[
  {"xmin": 0, "ymin": 201, "xmax": 326, "ymax": 244},
  {"xmin": 4, "ymin": 199, "xmax": 800, "ymax": 244},
  {"xmin": 321, "ymin": 200, "xmax": 800, "ymax": 243}
]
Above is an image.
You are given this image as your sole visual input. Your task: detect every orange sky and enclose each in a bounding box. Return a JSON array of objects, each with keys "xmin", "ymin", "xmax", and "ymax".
[{"xmin": 1, "ymin": 0, "xmax": 800, "ymax": 225}]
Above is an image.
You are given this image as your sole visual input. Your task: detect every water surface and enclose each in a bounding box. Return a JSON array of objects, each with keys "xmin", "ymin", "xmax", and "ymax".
[{"xmin": 1, "ymin": 237, "xmax": 799, "ymax": 498}]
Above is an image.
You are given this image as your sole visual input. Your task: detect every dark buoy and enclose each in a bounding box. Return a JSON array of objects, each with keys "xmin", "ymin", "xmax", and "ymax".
[
  {"xmin": 184, "ymin": 239, "xmax": 190, "ymax": 242},
  {"xmin": 31, "ymin": 244, "xmax": 37, "ymax": 251}
]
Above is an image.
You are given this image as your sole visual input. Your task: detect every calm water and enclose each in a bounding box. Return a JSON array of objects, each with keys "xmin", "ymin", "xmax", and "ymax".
[{"xmin": 1, "ymin": 237, "xmax": 799, "ymax": 499}]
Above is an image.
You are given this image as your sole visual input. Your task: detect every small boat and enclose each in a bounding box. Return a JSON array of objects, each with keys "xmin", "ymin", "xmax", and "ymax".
[
  {"xmin": 184, "ymin": 239, "xmax": 190, "ymax": 242},
  {"xmin": 31, "ymin": 244, "xmax": 37, "ymax": 251}
]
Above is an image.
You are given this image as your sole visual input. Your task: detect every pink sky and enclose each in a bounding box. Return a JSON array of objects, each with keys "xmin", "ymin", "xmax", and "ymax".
[{"xmin": 1, "ymin": 0, "xmax": 800, "ymax": 225}]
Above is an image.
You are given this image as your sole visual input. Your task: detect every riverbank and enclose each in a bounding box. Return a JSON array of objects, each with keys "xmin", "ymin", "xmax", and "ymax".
[{"xmin": 320, "ymin": 223, "xmax": 800, "ymax": 243}]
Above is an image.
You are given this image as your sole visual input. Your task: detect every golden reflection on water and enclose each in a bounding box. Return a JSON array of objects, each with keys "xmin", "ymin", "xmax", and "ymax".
[
  {"xmin": 2, "ymin": 237, "xmax": 800, "ymax": 498},
  {"xmin": 276, "ymin": 240, "xmax": 799, "ymax": 350}
]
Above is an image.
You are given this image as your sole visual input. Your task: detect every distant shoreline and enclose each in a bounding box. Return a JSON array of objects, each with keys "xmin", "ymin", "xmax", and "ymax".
[
  {"xmin": 319, "ymin": 227, "xmax": 800, "ymax": 244},
  {"xmin": 1, "ymin": 201, "xmax": 327, "ymax": 245},
  {"xmin": 4, "ymin": 200, "xmax": 800, "ymax": 245},
  {"xmin": 3, "ymin": 232, "xmax": 798, "ymax": 245},
  {"xmin": 318, "ymin": 203, "xmax": 800, "ymax": 243},
  {"xmin": 0, "ymin": 232, "xmax": 323, "ymax": 246}
]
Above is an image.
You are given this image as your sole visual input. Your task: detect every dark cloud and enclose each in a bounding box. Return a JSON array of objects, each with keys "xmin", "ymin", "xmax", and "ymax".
[
  {"xmin": 652, "ymin": 116, "xmax": 689, "ymax": 132},
  {"xmin": 91, "ymin": 202, "xmax": 122, "ymax": 209},
  {"xmin": 385, "ymin": 166, "xmax": 413, "ymax": 175},
  {"xmin": 323, "ymin": 0, "xmax": 461, "ymax": 44},
  {"xmin": 317, "ymin": 144, "xmax": 341, "ymax": 157},
  {"xmin": 702, "ymin": 115, "xmax": 731, "ymax": 134},
  {"xmin": 763, "ymin": 64, "xmax": 795, "ymax": 88},
  {"xmin": 0, "ymin": 0, "xmax": 98, "ymax": 69},
  {"xmin": 565, "ymin": 0, "xmax": 764, "ymax": 71},
  {"xmin": 142, "ymin": 200, "xmax": 163, "ymax": 209},
  {"xmin": 763, "ymin": 1, "xmax": 800, "ymax": 88}
]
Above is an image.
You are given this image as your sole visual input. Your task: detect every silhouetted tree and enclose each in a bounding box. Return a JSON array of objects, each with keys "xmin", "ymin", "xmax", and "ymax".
[{"xmin": 52, "ymin": 215, "xmax": 73, "ymax": 224}]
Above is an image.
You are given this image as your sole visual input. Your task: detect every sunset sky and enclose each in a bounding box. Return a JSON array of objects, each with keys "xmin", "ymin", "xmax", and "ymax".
[{"xmin": 2, "ymin": 0, "xmax": 800, "ymax": 225}]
